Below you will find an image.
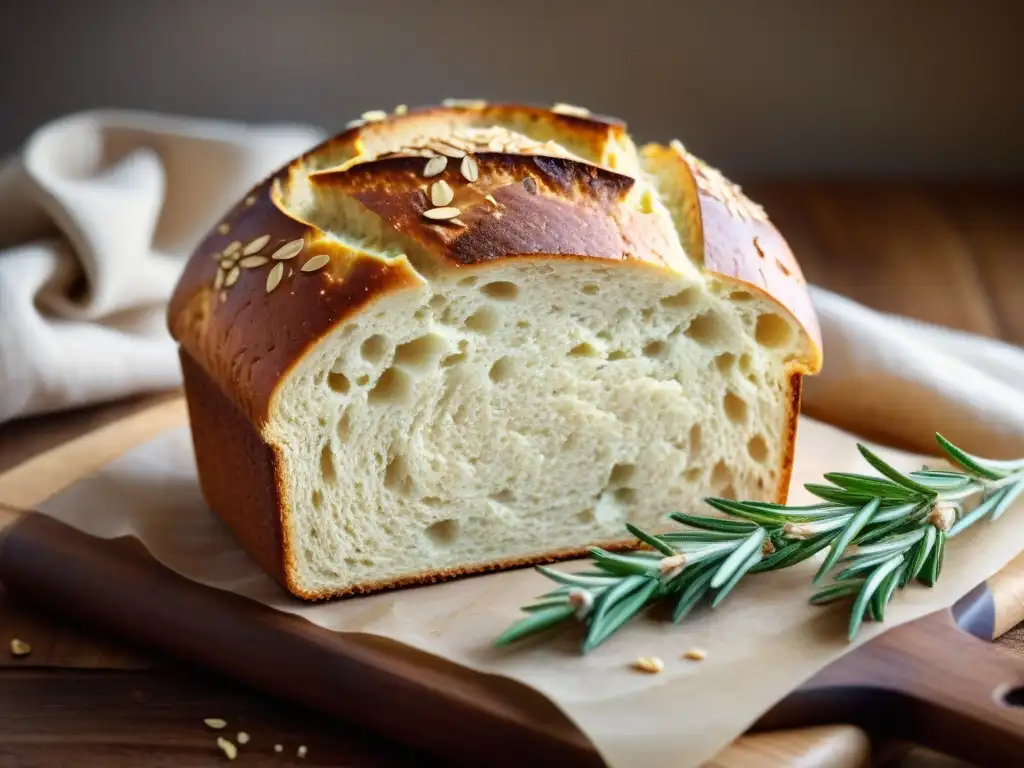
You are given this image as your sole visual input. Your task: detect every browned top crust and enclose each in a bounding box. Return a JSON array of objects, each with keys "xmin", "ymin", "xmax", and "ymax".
[{"xmin": 168, "ymin": 102, "xmax": 822, "ymax": 428}]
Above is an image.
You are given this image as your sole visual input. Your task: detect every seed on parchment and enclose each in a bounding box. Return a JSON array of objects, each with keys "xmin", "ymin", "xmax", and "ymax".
[
  {"xmin": 297, "ymin": 745, "xmax": 308, "ymax": 758},
  {"xmin": 423, "ymin": 155, "xmax": 448, "ymax": 177},
  {"xmin": 243, "ymin": 234, "xmax": 271, "ymax": 256},
  {"xmin": 244, "ymin": 195, "xmax": 257, "ymax": 206},
  {"xmin": 430, "ymin": 180, "xmax": 454, "ymax": 207},
  {"xmin": 300, "ymin": 254, "xmax": 331, "ymax": 272},
  {"xmin": 632, "ymin": 656, "xmax": 663, "ymax": 674},
  {"xmin": 236, "ymin": 731, "xmax": 250, "ymax": 745},
  {"xmin": 274, "ymin": 744, "xmax": 283, "ymax": 753},
  {"xmin": 213, "ymin": 270, "xmax": 226, "ymax": 291},
  {"xmin": 239, "ymin": 256, "xmax": 268, "ymax": 269},
  {"xmin": 224, "ymin": 266, "xmax": 241, "ymax": 287},
  {"xmin": 423, "ymin": 206, "xmax": 461, "ymax": 221},
  {"xmin": 271, "ymin": 239, "xmax": 304, "ymax": 261},
  {"xmin": 223, "ymin": 241, "xmax": 242, "ymax": 256},
  {"xmin": 204, "ymin": 718, "xmax": 227, "ymax": 729},
  {"xmin": 216, "ymin": 737, "xmax": 237, "ymax": 760},
  {"xmin": 219, "ymin": 259, "xmax": 234, "ymax": 271},
  {"xmin": 683, "ymin": 647, "xmax": 707, "ymax": 661},
  {"xmin": 266, "ymin": 262, "xmax": 285, "ymax": 293},
  {"xmin": 460, "ymin": 155, "xmax": 479, "ymax": 182},
  {"xmin": 216, "ymin": 223, "xmax": 230, "ymax": 235}
]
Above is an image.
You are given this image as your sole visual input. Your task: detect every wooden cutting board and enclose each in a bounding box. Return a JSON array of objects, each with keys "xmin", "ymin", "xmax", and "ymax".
[{"xmin": 2, "ymin": 396, "xmax": 1024, "ymax": 767}]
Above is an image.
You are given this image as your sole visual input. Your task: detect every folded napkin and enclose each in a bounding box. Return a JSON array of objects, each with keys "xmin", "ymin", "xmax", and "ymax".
[{"xmin": 2, "ymin": 109, "xmax": 1022, "ymax": 460}]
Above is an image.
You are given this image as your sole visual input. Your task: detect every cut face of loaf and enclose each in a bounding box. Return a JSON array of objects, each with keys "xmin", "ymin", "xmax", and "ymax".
[
  {"xmin": 169, "ymin": 102, "xmax": 822, "ymax": 599},
  {"xmin": 273, "ymin": 262, "xmax": 802, "ymax": 595}
]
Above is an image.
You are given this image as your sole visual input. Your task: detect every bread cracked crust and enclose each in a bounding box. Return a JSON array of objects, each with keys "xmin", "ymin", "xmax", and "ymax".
[{"xmin": 169, "ymin": 102, "xmax": 823, "ymax": 600}]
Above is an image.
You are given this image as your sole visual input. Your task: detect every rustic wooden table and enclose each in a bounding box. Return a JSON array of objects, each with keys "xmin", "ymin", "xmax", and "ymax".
[{"xmin": 0, "ymin": 182, "xmax": 1021, "ymax": 766}]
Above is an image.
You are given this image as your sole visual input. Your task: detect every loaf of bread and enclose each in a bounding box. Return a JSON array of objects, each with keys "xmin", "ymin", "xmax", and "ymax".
[{"xmin": 168, "ymin": 102, "xmax": 822, "ymax": 600}]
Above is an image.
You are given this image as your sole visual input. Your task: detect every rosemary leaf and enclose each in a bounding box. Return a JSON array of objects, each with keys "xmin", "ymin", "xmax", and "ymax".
[
  {"xmin": 991, "ymin": 480, "xmax": 1024, "ymax": 522},
  {"xmin": 583, "ymin": 578, "xmax": 660, "ymax": 652},
  {"xmin": 669, "ymin": 513, "xmax": 759, "ymax": 534},
  {"xmin": 672, "ymin": 565, "xmax": 717, "ymax": 623},
  {"xmin": 823, "ymin": 473, "xmax": 922, "ymax": 501},
  {"xmin": 809, "ymin": 580, "xmax": 865, "ymax": 605},
  {"xmin": 804, "ymin": 484, "xmax": 880, "ymax": 506},
  {"xmin": 857, "ymin": 444, "xmax": 938, "ymax": 496},
  {"xmin": 852, "ymin": 528, "xmax": 926, "ymax": 557},
  {"xmin": 936, "ymin": 433, "xmax": 1006, "ymax": 480},
  {"xmin": 947, "ymin": 490, "xmax": 1004, "ymax": 536},
  {"xmin": 849, "ymin": 555, "xmax": 905, "ymax": 640},
  {"xmin": 523, "ymin": 597, "xmax": 574, "ymax": 612},
  {"xmin": 494, "ymin": 604, "xmax": 575, "ymax": 646},
  {"xmin": 835, "ymin": 549, "xmax": 906, "ymax": 581},
  {"xmin": 624, "ymin": 523, "xmax": 678, "ymax": 556},
  {"xmin": 660, "ymin": 530, "xmax": 750, "ymax": 544},
  {"xmin": 813, "ymin": 498, "xmax": 881, "ymax": 584},
  {"xmin": 905, "ymin": 524, "xmax": 937, "ymax": 583},
  {"xmin": 770, "ymin": 530, "xmax": 841, "ymax": 569},
  {"xmin": 710, "ymin": 548, "xmax": 763, "ymax": 608},
  {"xmin": 918, "ymin": 530, "xmax": 946, "ymax": 587},
  {"xmin": 748, "ymin": 540, "xmax": 803, "ymax": 572},
  {"xmin": 589, "ymin": 574, "xmax": 651, "ymax": 628},
  {"xmin": 588, "ymin": 548, "xmax": 661, "ymax": 577},
  {"xmin": 711, "ymin": 528, "xmax": 766, "ymax": 588},
  {"xmin": 872, "ymin": 562, "xmax": 907, "ymax": 622},
  {"xmin": 535, "ymin": 566, "xmax": 620, "ymax": 588}
]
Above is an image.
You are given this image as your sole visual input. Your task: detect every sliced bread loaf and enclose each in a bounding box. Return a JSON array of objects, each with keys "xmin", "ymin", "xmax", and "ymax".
[{"xmin": 168, "ymin": 102, "xmax": 822, "ymax": 599}]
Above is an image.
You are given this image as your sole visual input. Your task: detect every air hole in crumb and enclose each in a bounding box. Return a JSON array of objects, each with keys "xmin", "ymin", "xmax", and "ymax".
[
  {"xmin": 320, "ymin": 444, "xmax": 337, "ymax": 484},
  {"xmin": 711, "ymin": 460, "xmax": 732, "ymax": 490},
  {"xmin": 610, "ymin": 463, "xmax": 636, "ymax": 486},
  {"xmin": 577, "ymin": 508, "xmax": 595, "ymax": 523},
  {"xmin": 337, "ymin": 410, "xmax": 351, "ymax": 440},
  {"xmin": 489, "ymin": 489, "xmax": 516, "ymax": 504},
  {"xmin": 425, "ymin": 519, "xmax": 460, "ymax": 547},
  {"xmin": 360, "ymin": 334, "xmax": 389, "ymax": 364},
  {"xmin": 384, "ymin": 454, "xmax": 413, "ymax": 495},
  {"xmin": 421, "ymin": 496, "xmax": 442, "ymax": 507},
  {"xmin": 748, "ymin": 435, "xmax": 769, "ymax": 463},
  {"xmin": 614, "ymin": 487, "xmax": 637, "ymax": 505},
  {"xmin": 458, "ymin": 275, "xmax": 478, "ymax": 287},
  {"xmin": 428, "ymin": 294, "xmax": 448, "ymax": 311},
  {"xmin": 466, "ymin": 306, "xmax": 498, "ymax": 333},
  {"xmin": 311, "ymin": 490, "xmax": 324, "ymax": 510},
  {"xmin": 643, "ymin": 340, "xmax": 667, "ymax": 359},
  {"xmin": 755, "ymin": 313, "xmax": 793, "ymax": 348},
  {"xmin": 441, "ymin": 351, "xmax": 468, "ymax": 367},
  {"xmin": 516, "ymin": 320, "xmax": 530, "ymax": 330},
  {"xmin": 413, "ymin": 308, "xmax": 427, "ymax": 321},
  {"xmin": 739, "ymin": 353, "xmax": 753, "ymax": 374},
  {"xmin": 685, "ymin": 311, "xmax": 729, "ymax": 347},
  {"xmin": 719, "ymin": 484, "xmax": 738, "ymax": 500},
  {"xmin": 689, "ymin": 424, "xmax": 703, "ymax": 453},
  {"xmin": 481, "ymin": 281, "xmax": 519, "ymax": 301},
  {"xmin": 394, "ymin": 334, "xmax": 447, "ymax": 369},
  {"xmin": 714, "ymin": 353, "xmax": 736, "ymax": 373},
  {"xmin": 661, "ymin": 287, "xmax": 700, "ymax": 309},
  {"xmin": 569, "ymin": 342, "xmax": 600, "ymax": 358},
  {"xmin": 641, "ymin": 308, "xmax": 654, "ymax": 322},
  {"xmin": 582, "ymin": 283, "xmax": 600, "ymax": 295},
  {"xmin": 452, "ymin": 404, "xmax": 469, "ymax": 425},
  {"xmin": 489, "ymin": 356, "xmax": 514, "ymax": 383},
  {"xmin": 327, "ymin": 371, "xmax": 350, "ymax": 394},
  {"xmin": 597, "ymin": 330, "xmax": 612, "ymax": 341},
  {"xmin": 356, "ymin": 374, "xmax": 370, "ymax": 386},
  {"xmin": 729, "ymin": 290, "xmax": 756, "ymax": 302},
  {"xmin": 440, "ymin": 305, "xmax": 460, "ymax": 325},
  {"xmin": 368, "ymin": 367, "xmax": 411, "ymax": 404},
  {"xmin": 724, "ymin": 392, "xmax": 749, "ymax": 424},
  {"xmin": 684, "ymin": 467, "xmax": 703, "ymax": 482},
  {"xmin": 608, "ymin": 350, "xmax": 629, "ymax": 361}
]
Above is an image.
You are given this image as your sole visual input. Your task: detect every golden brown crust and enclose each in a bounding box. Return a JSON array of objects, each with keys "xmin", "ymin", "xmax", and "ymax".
[{"xmin": 168, "ymin": 101, "xmax": 822, "ymax": 600}]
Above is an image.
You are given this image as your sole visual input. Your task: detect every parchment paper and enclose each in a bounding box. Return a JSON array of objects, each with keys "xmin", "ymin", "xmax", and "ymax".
[{"xmin": 37, "ymin": 417, "xmax": 1024, "ymax": 767}]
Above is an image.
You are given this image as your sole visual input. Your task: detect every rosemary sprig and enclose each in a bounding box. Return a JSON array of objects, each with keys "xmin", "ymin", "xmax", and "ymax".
[{"xmin": 494, "ymin": 434, "xmax": 1024, "ymax": 652}]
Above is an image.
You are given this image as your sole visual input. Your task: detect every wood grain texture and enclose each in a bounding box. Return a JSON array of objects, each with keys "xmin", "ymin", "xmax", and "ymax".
[{"xmin": 0, "ymin": 182, "xmax": 1022, "ymax": 766}]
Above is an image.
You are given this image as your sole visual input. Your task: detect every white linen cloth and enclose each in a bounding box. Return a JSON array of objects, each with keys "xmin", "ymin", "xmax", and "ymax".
[{"xmin": 2, "ymin": 109, "xmax": 1023, "ymax": 459}]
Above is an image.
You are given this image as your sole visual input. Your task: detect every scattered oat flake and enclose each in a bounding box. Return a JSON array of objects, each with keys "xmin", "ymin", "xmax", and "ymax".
[
  {"xmin": 423, "ymin": 206, "xmax": 461, "ymax": 221},
  {"xmin": 632, "ymin": 656, "xmax": 664, "ymax": 674},
  {"xmin": 271, "ymin": 239, "xmax": 304, "ymax": 261},
  {"xmin": 297, "ymin": 745, "xmax": 308, "ymax": 758},
  {"xmin": 216, "ymin": 223, "xmax": 230, "ymax": 235},
  {"xmin": 9, "ymin": 639, "xmax": 30, "ymax": 657},
  {"xmin": 216, "ymin": 736, "xmax": 238, "ymax": 760},
  {"xmin": 224, "ymin": 266, "xmax": 241, "ymax": 287},
  {"xmin": 245, "ymin": 195, "xmax": 257, "ymax": 206},
  {"xmin": 362, "ymin": 109, "xmax": 387, "ymax": 122},
  {"xmin": 274, "ymin": 744, "xmax": 283, "ymax": 753},
  {"xmin": 236, "ymin": 731, "xmax": 249, "ymax": 745},
  {"xmin": 423, "ymin": 156, "xmax": 448, "ymax": 177},
  {"xmin": 430, "ymin": 180, "xmax": 454, "ymax": 207},
  {"xmin": 239, "ymin": 255, "xmax": 268, "ymax": 269},
  {"xmin": 219, "ymin": 258, "xmax": 234, "ymax": 270},
  {"xmin": 204, "ymin": 718, "xmax": 228, "ymax": 729},
  {"xmin": 266, "ymin": 262, "xmax": 285, "ymax": 293},
  {"xmin": 683, "ymin": 647, "xmax": 707, "ymax": 661},
  {"xmin": 460, "ymin": 155, "xmax": 479, "ymax": 182},
  {"xmin": 213, "ymin": 270, "xmax": 226, "ymax": 291},
  {"xmin": 394, "ymin": 104, "xmax": 408, "ymax": 115},
  {"xmin": 243, "ymin": 234, "xmax": 271, "ymax": 256},
  {"xmin": 224, "ymin": 241, "xmax": 242, "ymax": 256},
  {"xmin": 301, "ymin": 254, "xmax": 331, "ymax": 272},
  {"xmin": 449, "ymin": 218, "xmax": 467, "ymax": 227},
  {"xmin": 552, "ymin": 102, "xmax": 591, "ymax": 117}
]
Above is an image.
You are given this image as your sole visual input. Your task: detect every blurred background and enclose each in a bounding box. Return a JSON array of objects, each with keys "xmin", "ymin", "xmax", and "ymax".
[{"xmin": 2, "ymin": 0, "xmax": 1021, "ymax": 181}]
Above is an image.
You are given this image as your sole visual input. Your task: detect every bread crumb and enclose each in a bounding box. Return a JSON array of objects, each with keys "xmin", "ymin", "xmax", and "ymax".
[
  {"xmin": 236, "ymin": 731, "xmax": 249, "ymax": 744},
  {"xmin": 216, "ymin": 737, "xmax": 238, "ymax": 760},
  {"xmin": 9, "ymin": 638, "xmax": 31, "ymax": 657},
  {"xmin": 274, "ymin": 744, "xmax": 283, "ymax": 753},
  {"xmin": 204, "ymin": 718, "xmax": 227, "ymax": 729},
  {"xmin": 683, "ymin": 647, "xmax": 707, "ymax": 661},
  {"xmin": 297, "ymin": 744, "xmax": 308, "ymax": 758},
  {"xmin": 632, "ymin": 656, "xmax": 663, "ymax": 674}
]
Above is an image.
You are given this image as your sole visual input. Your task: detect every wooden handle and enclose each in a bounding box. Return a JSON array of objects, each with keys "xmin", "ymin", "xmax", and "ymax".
[{"xmin": 986, "ymin": 551, "xmax": 1024, "ymax": 639}]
